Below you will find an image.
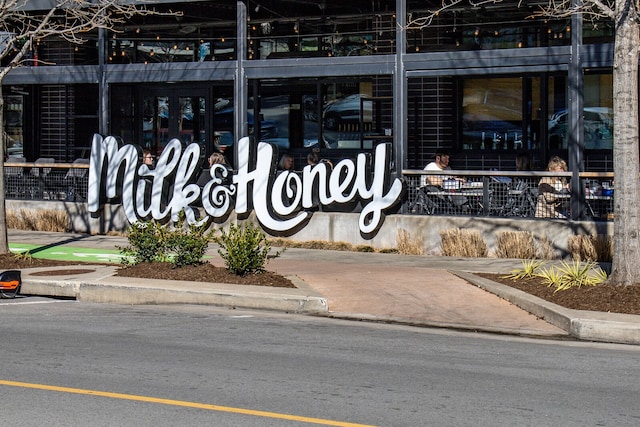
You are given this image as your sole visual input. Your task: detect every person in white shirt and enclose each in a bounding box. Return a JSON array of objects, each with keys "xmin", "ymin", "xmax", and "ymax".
[{"xmin": 422, "ymin": 149, "xmax": 454, "ymax": 187}]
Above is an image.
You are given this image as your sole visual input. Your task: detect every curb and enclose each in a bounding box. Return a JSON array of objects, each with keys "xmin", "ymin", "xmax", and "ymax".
[
  {"xmin": 455, "ymin": 271, "xmax": 640, "ymax": 345},
  {"xmin": 20, "ymin": 267, "xmax": 329, "ymax": 314}
]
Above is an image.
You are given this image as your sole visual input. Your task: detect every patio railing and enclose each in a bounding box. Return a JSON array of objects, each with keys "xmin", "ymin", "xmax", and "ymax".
[
  {"xmin": 402, "ymin": 170, "xmax": 615, "ymax": 221},
  {"xmin": 3, "ymin": 160, "xmax": 615, "ymax": 221},
  {"xmin": 4, "ymin": 159, "xmax": 89, "ymax": 202}
]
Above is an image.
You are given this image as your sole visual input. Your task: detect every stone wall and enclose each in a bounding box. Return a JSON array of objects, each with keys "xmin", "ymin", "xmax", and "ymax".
[{"xmin": 8, "ymin": 200, "xmax": 613, "ymax": 257}]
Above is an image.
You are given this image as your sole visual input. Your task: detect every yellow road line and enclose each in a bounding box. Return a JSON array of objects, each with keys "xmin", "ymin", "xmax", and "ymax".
[{"xmin": 0, "ymin": 379, "xmax": 376, "ymax": 427}]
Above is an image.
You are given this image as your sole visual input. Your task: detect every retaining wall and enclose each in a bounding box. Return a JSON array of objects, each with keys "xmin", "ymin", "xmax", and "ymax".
[{"xmin": 8, "ymin": 200, "xmax": 613, "ymax": 256}]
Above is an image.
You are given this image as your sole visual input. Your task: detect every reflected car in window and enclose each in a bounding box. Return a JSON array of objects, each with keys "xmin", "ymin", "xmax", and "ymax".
[
  {"xmin": 213, "ymin": 107, "xmax": 279, "ymax": 141},
  {"xmin": 323, "ymin": 94, "xmax": 367, "ymax": 131},
  {"xmin": 548, "ymin": 107, "xmax": 613, "ymax": 149}
]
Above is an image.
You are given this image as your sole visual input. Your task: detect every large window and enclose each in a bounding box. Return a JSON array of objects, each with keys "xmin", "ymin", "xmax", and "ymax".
[
  {"xmin": 547, "ymin": 72, "xmax": 613, "ymax": 151},
  {"xmin": 407, "ymin": 1, "xmax": 571, "ymax": 52},
  {"xmin": 461, "ymin": 77, "xmax": 541, "ymax": 152}
]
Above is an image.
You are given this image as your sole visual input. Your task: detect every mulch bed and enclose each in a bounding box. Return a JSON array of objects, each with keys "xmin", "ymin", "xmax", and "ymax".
[
  {"xmin": 477, "ymin": 273, "xmax": 640, "ymax": 315},
  {"xmin": 5, "ymin": 253, "xmax": 640, "ymax": 312},
  {"xmin": 116, "ymin": 261, "xmax": 296, "ymax": 288},
  {"xmin": 0, "ymin": 253, "xmax": 295, "ymax": 288}
]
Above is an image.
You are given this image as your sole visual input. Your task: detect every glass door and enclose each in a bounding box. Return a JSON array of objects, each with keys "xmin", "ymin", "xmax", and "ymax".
[
  {"xmin": 4, "ymin": 94, "xmax": 24, "ymax": 158},
  {"xmin": 140, "ymin": 88, "xmax": 208, "ymax": 156}
]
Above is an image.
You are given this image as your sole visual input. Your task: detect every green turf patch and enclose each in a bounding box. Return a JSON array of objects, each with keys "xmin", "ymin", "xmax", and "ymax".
[{"xmin": 10, "ymin": 243, "xmax": 123, "ymax": 264}]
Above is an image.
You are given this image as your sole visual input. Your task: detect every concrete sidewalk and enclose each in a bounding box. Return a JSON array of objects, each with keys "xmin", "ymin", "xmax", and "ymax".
[{"xmin": 9, "ymin": 230, "xmax": 640, "ymax": 345}]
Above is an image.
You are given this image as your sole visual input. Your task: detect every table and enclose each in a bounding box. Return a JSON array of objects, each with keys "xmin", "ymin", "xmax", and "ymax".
[{"xmin": 421, "ymin": 187, "xmax": 484, "ymax": 215}]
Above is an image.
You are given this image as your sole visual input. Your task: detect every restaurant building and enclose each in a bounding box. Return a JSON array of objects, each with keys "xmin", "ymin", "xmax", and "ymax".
[{"xmin": 2, "ymin": 1, "xmax": 617, "ymax": 248}]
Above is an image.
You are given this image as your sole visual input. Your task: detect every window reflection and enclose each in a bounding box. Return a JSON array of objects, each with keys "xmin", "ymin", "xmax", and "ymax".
[
  {"xmin": 407, "ymin": 3, "xmax": 570, "ymax": 52},
  {"xmin": 462, "ymin": 78, "xmax": 523, "ymax": 150},
  {"xmin": 142, "ymin": 96, "xmax": 169, "ymax": 152},
  {"xmin": 548, "ymin": 73, "xmax": 613, "ymax": 150},
  {"xmin": 178, "ymin": 97, "xmax": 205, "ymax": 145}
]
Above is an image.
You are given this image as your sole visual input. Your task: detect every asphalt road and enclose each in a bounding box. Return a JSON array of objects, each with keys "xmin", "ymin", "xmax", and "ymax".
[{"xmin": 2, "ymin": 300, "xmax": 640, "ymax": 426}]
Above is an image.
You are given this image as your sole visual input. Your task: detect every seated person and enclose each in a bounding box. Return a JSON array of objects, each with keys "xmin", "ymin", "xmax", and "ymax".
[
  {"xmin": 515, "ymin": 152, "xmax": 532, "ymax": 171},
  {"xmin": 197, "ymin": 152, "xmax": 231, "ymax": 186},
  {"xmin": 422, "ymin": 149, "xmax": 465, "ymax": 187},
  {"xmin": 535, "ymin": 156, "xmax": 569, "ymax": 218},
  {"xmin": 142, "ymin": 149, "xmax": 155, "ymax": 169},
  {"xmin": 307, "ymin": 147, "xmax": 333, "ymax": 169},
  {"xmin": 278, "ymin": 153, "xmax": 294, "ymax": 171}
]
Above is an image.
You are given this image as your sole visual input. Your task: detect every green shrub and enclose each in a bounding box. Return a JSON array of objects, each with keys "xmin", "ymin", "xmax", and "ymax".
[
  {"xmin": 213, "ymin": 223, "xmax": 282, "ymax": 275},
  {"xmin": 118, "ymin": 220, "xmax": 169, "ymax": 265},
  {"xmin": 503, "ymin": 259, "xmax": 545, "ymax": 280},
  {"xmin": 537, "ymin": 266, "xmax": 566, "ymax": 288},
  {"xmin": 165, "ymin": 213, "xmax": 213, "ymax": 268},
  {"xmin": 537, "ymin": 260, "xmax": 608, "ymax": 293},
  {"xmin": 554, "ymin": 260, "xmax": 608, "ymax": 291}
]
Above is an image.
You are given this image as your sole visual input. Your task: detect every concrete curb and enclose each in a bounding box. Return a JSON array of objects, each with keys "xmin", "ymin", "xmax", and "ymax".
[
  {"xmin": 317, "ymin": 312, "xmax": 567, "ymax": 338},
  {"xmin": 456, "ymin": 271, "xmax": 640, "ymax": 345},
  {"xmin": 20, "ymin": 267, "xmax": 328, "ymax": 314}
]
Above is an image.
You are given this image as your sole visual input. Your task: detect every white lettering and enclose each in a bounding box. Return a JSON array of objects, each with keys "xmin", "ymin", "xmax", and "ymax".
[{"xmin": 88, "ymin": 134, "xmax": 403, "ymax": 237}]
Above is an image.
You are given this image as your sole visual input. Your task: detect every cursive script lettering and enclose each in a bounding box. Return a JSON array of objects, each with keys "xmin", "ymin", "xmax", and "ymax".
[{"xmin": 87, "ymin": 134, "xmax": 404, "ymax": 237}]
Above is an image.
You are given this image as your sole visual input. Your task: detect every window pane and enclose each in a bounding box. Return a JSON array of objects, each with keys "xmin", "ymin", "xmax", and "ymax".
[
  {"xmin": 547, "ymin": 73, "xmax": 613, "ymax": 151},
  {"xmin": 178, "ymin": 96, "xmax": 205, "ymax": 145},
  {"xmin": 143, "ymin": 96, "xmax": 169, "ymax": 153},
  {"xmin": 462, "ymin": 77, "xmax": 522, "ymax": 150}
]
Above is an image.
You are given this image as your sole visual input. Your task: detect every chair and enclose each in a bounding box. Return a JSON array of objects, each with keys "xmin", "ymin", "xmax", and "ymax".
[
  {"xmin": 487, "ymin": 181, "xmax": 510, "ymax": 216},
  {"xmin": 505, "ymin": 180, "xmax": 537, "ymax": 217},
  {"xmin": 31, "ymin": 157, "xmax": 55, "ymax": 177},
  {"xmin": 415, "ymin": 186, "xmax": 472, "ymax": 215},
  {"xmin": 64, "ymin": 158, "xmax": 90, "ymax": 201},
  {"xmin": 410, "ymin": 186, "xmax": 442, "ymax": 214},
  {"xmin": 29, "ymin": 157, "xmax": 55, "ymax": 198},
  {"xmin": 0, "ymin": 270, "xmax": 21, "ymax": 298},
  {"xmin": 4, "ymin": 156, "xmax": 25, "ymax": 198}
]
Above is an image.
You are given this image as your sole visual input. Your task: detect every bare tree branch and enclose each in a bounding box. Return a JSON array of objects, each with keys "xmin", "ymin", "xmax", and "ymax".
[
  {"xmin": 406, "ymin": 0, "xmax": 463, "ymax": 29},
  {"xmin": 406, "ymin": 0, "xmax": 617, "ymax": 30},
  {"xmin": 0, "ymin": 0, "xmax": 175, "ymax": 253},
  {"xmin": 0, "ymin": 0, "xmax": 175, "ymax": 75}
]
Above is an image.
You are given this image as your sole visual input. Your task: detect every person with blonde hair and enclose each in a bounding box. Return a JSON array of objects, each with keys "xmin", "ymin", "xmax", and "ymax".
[
  {"xmin": 196, "ymin": 151, "xmax": 231, "ymax": 187},
  {"xmin": 535, "ymin": 155, "xmax": 569, "ymax": 218},
  {"xmin": 208, "ymin": 151, "xmax": 228, "ymax": 166}
]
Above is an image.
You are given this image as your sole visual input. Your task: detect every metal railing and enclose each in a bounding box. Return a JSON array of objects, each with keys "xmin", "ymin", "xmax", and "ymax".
[
  {"xmin": 402, "ymin": 170, "xmax": 615, "ymax": 221},
  {"xmin": 4, "ymin": 160, "xmax": 89, "ymax": 202},
  {"xmin": 3, "ymin": 160, "xmax": 615, "ymax": 221}
]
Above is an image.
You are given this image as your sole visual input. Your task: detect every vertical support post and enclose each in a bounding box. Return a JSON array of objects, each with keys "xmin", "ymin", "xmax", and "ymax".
[
  {"xmin": 393, "ymin": 0, "xmax": 407, "ymax": 176},
  {"xmin": 98, "ymin": 27, "xmax": 108, "ymax": 136},
  {"xmin": 568, "ymin": 0, "xmax": 584, "ymax": 220},
  {"xmin": 234, "ymin": 1, "xmax": 249, "ymax": 170}
]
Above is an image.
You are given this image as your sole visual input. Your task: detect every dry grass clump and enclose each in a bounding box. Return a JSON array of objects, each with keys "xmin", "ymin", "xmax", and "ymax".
[
  {"xmin": 440, "ymin": 228, "xmax": 488, "ymax": 258},
  {"xmin": 268, "ymin": 238, "xmax": 377, "ymax": 253},
  {"xmin": 494, "ymin": 231, "xmax": 537, "ymax": 259},
  {"xmin": 396, "ymin": 228, "xmax": 424, "ymax": 255},
  {"xmin": 568, "ymin": 234, "xmax": 613, "ymax": 262},
  {"xmin": 7, "ymin": 209, "xmax": 69, "ymax": 232},
  {"xmin": 494, "ymin": 231, "xmax": 559, "ymax": 260},
  {"xmin": 536, "ymin": 235, "xmax": 556, "ymax": 260}
]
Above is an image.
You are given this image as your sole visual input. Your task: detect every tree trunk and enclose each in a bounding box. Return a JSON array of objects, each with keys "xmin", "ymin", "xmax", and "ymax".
[
  {"xmin": 0, "ymin": 84, "xmax": 9, "ymax": 254},
  {"xmin": 608, "ymin": 2, "xmax": 640, "ymax": 286}
]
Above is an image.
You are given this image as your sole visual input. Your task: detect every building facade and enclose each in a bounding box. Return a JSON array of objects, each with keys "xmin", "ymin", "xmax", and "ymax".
[{"xmin": 3, "ymin": 1, "xmax": 615, "ymax": 177}]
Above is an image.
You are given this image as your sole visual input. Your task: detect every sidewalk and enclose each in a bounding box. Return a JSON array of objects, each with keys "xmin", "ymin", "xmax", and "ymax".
[{"xmin": 9, "ymin": 230, "xmax": 640, "ymax": 345}]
